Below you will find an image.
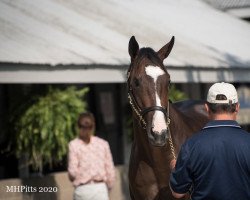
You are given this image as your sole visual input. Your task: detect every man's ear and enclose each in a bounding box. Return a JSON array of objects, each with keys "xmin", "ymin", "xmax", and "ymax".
[
  {"xmin": 205, "ymin": 103, "xmax": 209, "ymax": 113},
  {"xmin": 235, "ymin": 103, "xmax": 240, "ymax": 113}
]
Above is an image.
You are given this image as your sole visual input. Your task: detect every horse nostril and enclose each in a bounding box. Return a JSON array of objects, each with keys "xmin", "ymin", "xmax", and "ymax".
[
  {"xmin": 161, "ymin": 129, "xmax": 169, "ymax": 139},
  {"xmin": 151, "ymin": 129, "xmax": 168, "ymax": 141},
  {"xmin": 160, "ymin": 133, "xmax": 166, "ymax": 141},
  {"xmin": 151, "ymin": 130, "xmax": 158, "ymax": 140}
]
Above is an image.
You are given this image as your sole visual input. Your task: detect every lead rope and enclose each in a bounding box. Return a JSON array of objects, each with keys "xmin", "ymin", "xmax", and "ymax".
[{"xmin": 166, "ymin": 101, "xmax": 177, "ymax": 160}]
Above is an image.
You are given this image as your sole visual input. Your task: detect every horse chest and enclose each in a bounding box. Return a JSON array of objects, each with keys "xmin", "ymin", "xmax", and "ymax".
[{"xmin": 129, "ymin": 160, "xmax": 159, "ymax": 200}]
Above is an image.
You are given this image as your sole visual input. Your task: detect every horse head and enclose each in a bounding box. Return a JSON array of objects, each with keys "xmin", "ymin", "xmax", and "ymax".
[{"xmin": 127, "ymin": 36, "xmax": 175, "ymax": 147}]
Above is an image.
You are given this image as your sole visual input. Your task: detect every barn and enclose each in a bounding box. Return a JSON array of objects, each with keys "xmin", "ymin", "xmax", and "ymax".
[{"xmin": 0, "ymin": 0, "xmax": 250, "ymax": 181}]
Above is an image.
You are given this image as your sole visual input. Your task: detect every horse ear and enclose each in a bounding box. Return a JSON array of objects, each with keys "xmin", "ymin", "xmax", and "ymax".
[
  {"xmin": 128, "ymin": 36, "xmax": 139, "ymax": 61},
  {"xmin": 157, "ymin": 36, "xmax": 175, "ymax": 61}
]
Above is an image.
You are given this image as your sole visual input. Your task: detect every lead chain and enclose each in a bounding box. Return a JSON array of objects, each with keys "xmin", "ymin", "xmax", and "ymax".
[
  {"xmin": 168, "ymin": 126, "xmax": 176, "ymax": 160},
  {"xmin": 128, "ymin": 94, "xmax": 176, "ymax": 160},
  {"xmin": 166, "ymin": 104, "xmax": 177, "ymax": 160},
  {"xmin": 128, "ymin": 93, "xmax": 147, "ymax": 128}
]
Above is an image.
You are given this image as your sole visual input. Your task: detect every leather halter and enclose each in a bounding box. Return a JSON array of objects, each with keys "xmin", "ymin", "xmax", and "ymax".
[
  {"xmin": 127, "ymin": 88, "xmax": 170, "ymax": 129},
  {"xmin": 127, "ymin": 65, "xmax": 169, "ymax": 129},
  {"xmin": 127, "ymin": 64, "xmax": 176, "ymax": 159}
]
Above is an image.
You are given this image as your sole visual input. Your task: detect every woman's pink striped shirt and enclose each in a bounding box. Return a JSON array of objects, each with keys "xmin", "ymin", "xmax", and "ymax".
[{"xmin": 68, "ymin": 136, "xmax": 115, "ymax": 189}]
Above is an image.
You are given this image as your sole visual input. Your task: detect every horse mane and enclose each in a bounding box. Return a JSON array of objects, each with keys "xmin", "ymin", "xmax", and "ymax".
[
  {"xmin": 128, "ymin": 47, "xmax": 165, "ymax": 79},
  {"xmin": 137, "ymin": 47, "xmax": 163, "ymax": 67}
]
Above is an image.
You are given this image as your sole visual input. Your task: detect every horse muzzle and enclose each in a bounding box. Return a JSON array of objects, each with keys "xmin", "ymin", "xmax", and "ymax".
[{"xmin": 148, "ymin": 129, "xmax": 169, "ymax": 147}]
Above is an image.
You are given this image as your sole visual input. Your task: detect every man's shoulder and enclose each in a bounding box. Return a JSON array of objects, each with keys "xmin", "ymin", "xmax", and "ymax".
[
  {"xmin": 233, "ymin": 129, "xmax": 250, "ymax": 143},
  {"xmin": 186, "ymin": 125, "xmax": 250, "ymax": 147},
  {"xmin": 187, "ymin": 129, "xmax": 205, "ymax": 142},
  {"xmin": 183, "ymin": 129, "xmax": 211, "ymax": 149}
]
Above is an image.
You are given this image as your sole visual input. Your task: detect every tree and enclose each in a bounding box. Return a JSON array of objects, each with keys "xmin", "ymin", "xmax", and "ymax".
[{"xmin": 13, "ymin": 86, "xmax": 89, "ymax": 173}]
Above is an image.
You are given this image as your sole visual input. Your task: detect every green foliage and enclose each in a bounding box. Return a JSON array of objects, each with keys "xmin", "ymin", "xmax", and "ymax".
[
  {"xmin": 13, "ymin": 86, "xmax": 89, "ymax": 171},
  {"xmin": 169, "ymin": 84, "xmax": 188, "ymax": 102}
]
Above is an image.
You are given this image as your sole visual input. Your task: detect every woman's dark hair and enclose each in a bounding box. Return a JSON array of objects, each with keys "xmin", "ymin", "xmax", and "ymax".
[{"xmin": 77, "ymin": 112, "xmax": 95, "ymax": 128}]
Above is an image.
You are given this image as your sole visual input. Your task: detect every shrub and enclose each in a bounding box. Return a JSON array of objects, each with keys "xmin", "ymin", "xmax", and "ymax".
[{"xmin": 14, "ymin": 86, "xmax": 89, "ymax": 172}]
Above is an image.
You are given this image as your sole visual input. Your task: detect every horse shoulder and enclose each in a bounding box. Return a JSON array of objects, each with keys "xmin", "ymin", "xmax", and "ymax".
[
  {"xmin": 174, "ymin": 99, "xmax": 206, "ymax": 114},
  {"xmin": 173, "ymin": 100, "xmax": 209, "ymax": 131}
]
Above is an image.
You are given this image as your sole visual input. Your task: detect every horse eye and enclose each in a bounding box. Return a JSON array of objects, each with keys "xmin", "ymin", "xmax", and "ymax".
[
  {"xmin": 134, "ymin": 79, "xmax": 140, "ymax": 87},
  {"xmin": 168, "ymin": 80, "xmax": 171, "ymax": 87}
]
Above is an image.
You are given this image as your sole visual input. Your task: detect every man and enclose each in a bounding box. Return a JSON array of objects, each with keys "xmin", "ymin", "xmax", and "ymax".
[
  {"xmin": 68, "ymin": 112, "xmax": 115, "ymax": 200},
  {"xmin": 169, "ymin": 82, "xmax": 250, "ymax": 199}
]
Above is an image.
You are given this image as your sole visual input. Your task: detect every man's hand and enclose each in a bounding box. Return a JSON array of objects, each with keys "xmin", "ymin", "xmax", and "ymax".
[
  {"xmin": 170, "ymin": 159, "xmax": 176, "ymax": 170},
  {"xmin": 169, "ymin": 159, "xmax": 187, "ymax": 199}
]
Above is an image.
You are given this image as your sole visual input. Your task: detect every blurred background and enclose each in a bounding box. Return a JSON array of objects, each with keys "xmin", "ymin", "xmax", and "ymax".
[{"xmin": 0, "ymin": 0, "xmax": 250, "ymax": 199}]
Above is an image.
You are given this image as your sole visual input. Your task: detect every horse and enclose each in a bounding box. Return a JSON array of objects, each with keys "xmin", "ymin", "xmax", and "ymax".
[{"xmin": 127, "ymin": 36, "xmax": 209, "ymax": 200}]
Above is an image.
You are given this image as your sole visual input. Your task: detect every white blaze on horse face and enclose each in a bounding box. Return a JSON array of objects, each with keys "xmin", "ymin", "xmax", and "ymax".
[{"xmin": 145, "ymin": 65, "xmax": 167, "ymax": 134}]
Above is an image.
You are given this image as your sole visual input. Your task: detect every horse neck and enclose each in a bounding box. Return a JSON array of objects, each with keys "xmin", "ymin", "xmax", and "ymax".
[
  {"xmin": 132, "ymin": 117, "xmax": 148, "ymax": 148},
  {"xmin": 168, "ymin": 104, "xmax": 194, "ymax": 154}
]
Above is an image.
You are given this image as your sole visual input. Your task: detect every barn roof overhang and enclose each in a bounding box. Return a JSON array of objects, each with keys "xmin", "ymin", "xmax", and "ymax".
[
  {"xmin": 0, "ymin": 63, "xmax": 249, "ymax": 84},
  {"xmin": 0, "ymin": 0, "xmax": 250, "ymax": 83}
]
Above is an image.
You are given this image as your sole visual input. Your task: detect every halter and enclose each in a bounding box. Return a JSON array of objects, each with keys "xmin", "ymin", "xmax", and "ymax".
[{"xmin": 127, "ymin": 69, "xmax": 176, "ymax": 160}]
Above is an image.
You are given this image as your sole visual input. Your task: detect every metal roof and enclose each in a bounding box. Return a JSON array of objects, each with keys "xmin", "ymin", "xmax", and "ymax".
[
  {"xmin": 0, "ymin": 0, "xmax": 250, "ymax": 83},
  {"xmin": 203, "ymin": 0, "xmax": 250, "ymax": 18},
  {"xmin": 203, "ymin": 0, "xmax": 250, "ymax": 10}
]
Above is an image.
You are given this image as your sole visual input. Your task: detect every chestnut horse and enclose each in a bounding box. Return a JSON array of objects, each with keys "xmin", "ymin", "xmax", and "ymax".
[{"xmin": 127, "ymin": 36, "xmax": 209, "ymax": 200}]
